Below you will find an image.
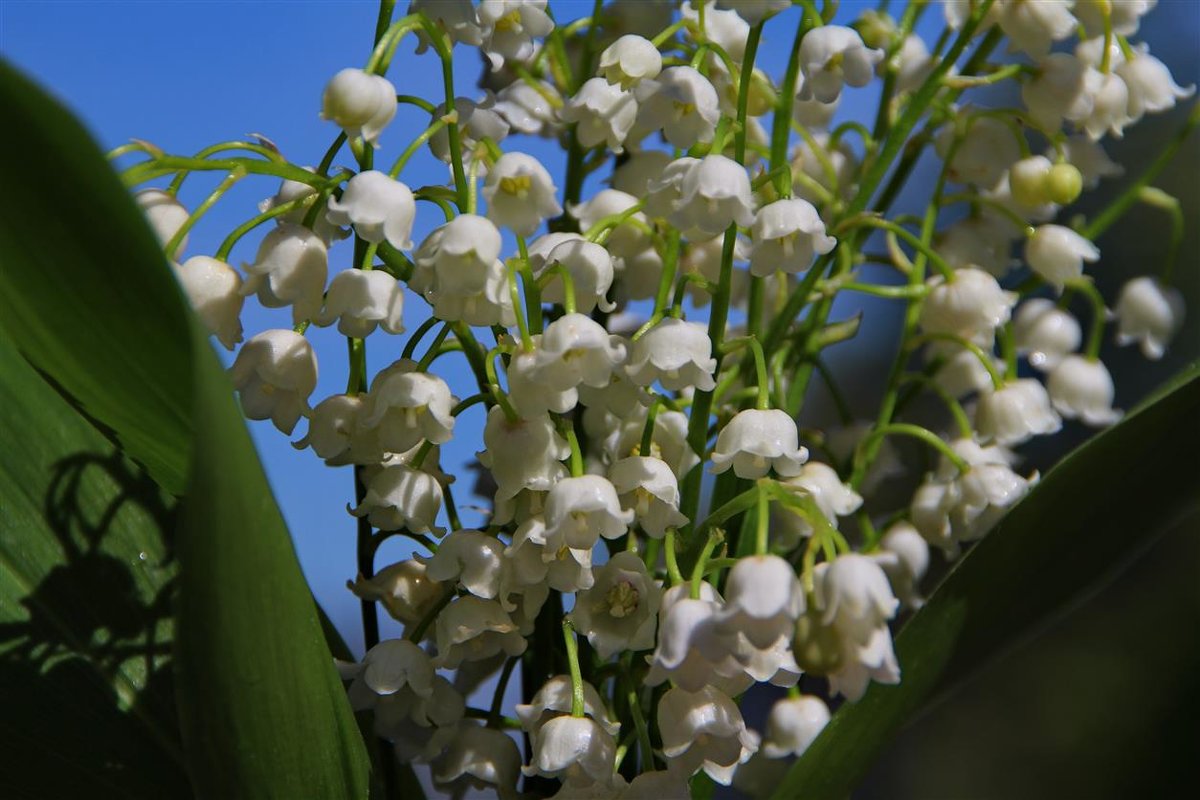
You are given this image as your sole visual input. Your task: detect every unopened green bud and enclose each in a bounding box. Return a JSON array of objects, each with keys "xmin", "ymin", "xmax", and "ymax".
[
  {"xmin": 1009, "ymin": 155, "xmax": 1054, "ymax": 208},
  {"xmin": 1045, "ymin": 163, "xmax": 1084, "ymax": 205}
]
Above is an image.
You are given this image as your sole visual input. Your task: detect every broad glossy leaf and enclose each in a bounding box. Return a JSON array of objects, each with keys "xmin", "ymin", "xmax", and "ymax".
[
  {"xmin": 0, "ymin": 331, "xmax": 189, "ymax": 798},
  {"xmin": 0, "ymin": 60, "xmax": 371, "ymax": 797},
  {"xmin": 773, "ymin": 363, "xmax": 1200, "ymax": 800},
  {"xmin": 0, "ymin": 61, "xmax": 194, "ymax": 495}
]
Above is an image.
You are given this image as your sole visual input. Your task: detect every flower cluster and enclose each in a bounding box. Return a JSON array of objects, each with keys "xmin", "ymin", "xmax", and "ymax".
[{"xmin": 134, "ymin": 0, "xmax": 1192, "ymax": 796}]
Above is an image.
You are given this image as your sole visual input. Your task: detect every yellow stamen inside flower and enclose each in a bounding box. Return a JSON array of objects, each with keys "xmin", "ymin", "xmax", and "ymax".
[
  {"xmin": 606, "ymin": 580, "xmax": 639, "ymax": 618},
  {"xmin": 499, "ymin": 174, "xmax": 532, "ymax": 197}
]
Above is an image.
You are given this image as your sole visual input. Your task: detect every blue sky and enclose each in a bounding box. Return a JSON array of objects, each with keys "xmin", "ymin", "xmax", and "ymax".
[{"xmin": 2, "ymin": 0, "xmax": 1196, "ymax": 664}]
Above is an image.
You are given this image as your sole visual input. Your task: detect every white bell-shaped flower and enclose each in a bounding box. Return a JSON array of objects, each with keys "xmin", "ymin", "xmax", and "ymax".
[
  {"xmin": 658, "ymin": 686, "xmax": 759, "ymax": 785},
  {"xmin": 1021, "ymin": 53, "xmax": 1095, "ymax": 133},
  {"xmin": 974, "ymin": 378, "xmax": 1063, "ymax": 445},
  {"xmin": 523, "ymin": 715, "xmax": 616, "ymax": 787},
  {"xmin": 609, "ymin": 407, "xmax": 702, "ymax": 479},
  {"xmin": 633, "ymin": 66, "xmax": 720, "ymax": 149},
  {"xmin": 229, "ymin": 329, "xmax": 317, "ymax": 435},
  {"xmin": 912, "ymin": 439, "xmax": 1034, "ymax": 555},
  {"xmin": 429, "ymin": 96, "xmax": 510, "ymax": 168},
  {"xmin": 431, "ymin": 721, "xmax": 522, "ymax": 800},
  {"xmin": 749, "ymin": 198, "xmax": 837, "ymax": 277},
  {"xmin": 646, "ymin": 593, "xmax": 751, "ymax": 694},
  {"xmin": 537, "ymin": 238, "xmax": 617, "ymax": 313},
  {"xmin": 418, "ymin": 530, "xmax": 506, "ymax": 600},
  {"xmin": 1114, "ymin": 276, "xmax": 1185, "ymax": 360},
  {"xmin": 1007, "ymin": 155, "xmax": 1055, "ymax": 209},
  {"xmin": 435, "ymin": 595, "xmax": 526, "ymax": 668},
  {"xmin": 478, "ymin": 406, "xmax": 571, "ymax": 500},
  {"xmin": 571, "ymin": 551, "xmax": 661, "ymax": 658},
  {"xmin": 569, "ymin": 189, "xmax": 652, "ymax": 259},
  {"xmin": 671, "ymin": 155, "xmax": 756, "ymax": 239},
  {"xmin": 599, "ymin": 34, "xmax": 662, "ymax": 89},
  {"xmin": 495, "ymin": 79, "xmax": 561, "ymax": 136},
  {"xmin": 873, "ymin": 521, "xmax": 930, "ymax": 609},
  {"xmin": 762, "ymin": 695, "xmax": 830, "ymax": 759},
  {"xmin": 682, "ymin": 2, "xmax": 750, "ymax": 62},
  {"xmin": 1025, "ymin": 224, "xmax": 1100, "ymax": 287},
  {"xmin": 935, "ymin": 215, "xmax": 1016, "ymax": 276},
  {"xmin": 315, "ymin": 269, "xmax": 404, "ymax": 338},
  {"xmin": 798, "ymin": 25, "xmax": 883, "ymax": 104},
  {"xmin": 174, "ymin": 256, "xmax": 244, "ymax": 350},
  {"xmin": 358, "ymin": 638, "xmax": 434, "ymax": 697},
  {"xmin": 409, "ymin": 0, "xmax": 485, "ymax": 47},
  {"xmin": 543, "ymin": 475, "xmax": 633, "ymax": 550},
  {"xmin": 478, "ymin": 0, "xmax": 555, "ymax": 71},
  {"xmin": 350, "ymin": 463, "xmax": 444, "ymax": 535},
  {"xmin": 714, "ymin": 555, "xmax": 804, "ymax": 648},
  {"xmin": 577, "ymin": 363, "xmax": 643, "ymax": 417},
  {"xmin": 1013, "ymin": 298, "xmax": 1082, "ymax": 370},
  {"xmin": 1117, "ymin": 45, "xmax": 1195, "ymax": 120},
  {"xmin": 997, "ymin": 0, "xmax": 1076, "ymax": 58},
  {"xmin": 516, "ymin": 675, "xmax": 619, "ymax": 738},
  {"xmin": 325, "ymin": 170, "xmax": 415, "ymax": 249},
  {"xmin": 1047, "ymin": 355, "xmax": 1123, "ymax": 426},
  {"xmin": 927, "ymin": 340, "xmax": 1001, "ymax": 398},
  {"xmin": 609, "ymin": 456, "xmax": 689, "ymax": 538},
  {"xmin": 242, "ymin": 223, "xmax": 328, "ymax": 325},
  {"xmin": 361, "ymin": 359, "xmax": 456, "ymax": 453},
  {"xmin": 418, "ymin": 256, "xmax": 515, "ymax": 328},
  {"xmin": 136, "ymin": 189, "xmax": 189, "ymax": 251},
  {"xmin": 611, "ymin": 150, "xmax": 674, "ymax": 197},
  {"xmin": 711, "ymin": 409, "xmax": 809, "ymax": 479},
  {"xmin": 294, "ymin": 393, "xmax": 380, "ymax": 465},
  {"xmin": 1083, "ymin": 70, "xmax": 1134, "ymax": 141},
  {"xmin": 920, "ymin": 267, "xmax": 1017, "ymax": 337},
  {"xmin": 348, "ymin": 558, "xmax": 443, "ymax": 626},
  {"xmin": 507, "ymin": 344, "xmax": 579, "ymax": 418},
  {"xmin": 259, "ymin": 171, "xmax": 348, "ymax": 244},
  {"xmin": 626, "ymin": 317, "xmax": 717, "ymax": 392},
  {"xmin": 892, "ymin": 32, "xmax": 934, "ymax": 92},
  {"xmin": 774, "ymin": 462, "xmax": 862, "ymax": 546},
  {"xmin": 643, "ymin": 156, "xmax": 698, "ymax": 220},
  {"xmin": 532, "ymin": 313, "xmax": 628, "ymax": 391},
  {"xmin": 482, "ymin": 152, "xmax": 563, "ymax": 236},
  {"xmin": 812, "ymin": 554, "xmax": 901, "ymax": 701},
  {"xmin": 935, "ymin": 117, "xmax": 1021, "ymax": 188},
  {"xmin": 321, "ymin": 68, "xmax": 397, "ymax": 145},
  {"xmin": 414, "ymin": 213, "xmax": 502, "ymax": 295},
  {"xmin": 505, "ymin": 516, "xmax": 594, "ymax": 594},
  {"xmin": 562, "ymin": 78, "xmax": 637, "ymax": 152}
]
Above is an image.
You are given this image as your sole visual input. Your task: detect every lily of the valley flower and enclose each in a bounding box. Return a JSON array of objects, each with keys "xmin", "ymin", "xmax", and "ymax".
[{"xmin": 229, "ymin": 329, "xmax": 318, "ymax": 435}]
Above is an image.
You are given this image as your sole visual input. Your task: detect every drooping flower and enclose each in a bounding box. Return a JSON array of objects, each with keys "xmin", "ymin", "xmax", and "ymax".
[
  {"xmin": 749, "ymin": 199, "xmax": 837, "ymax": 277},
  {"xmin": 350, "ymin": 463, "xmax": 444, "ymax": 535},
  {"xmin": 173, "ymin": 256, "xmax": 244, "ymax": 350},
  {"xmin": 325, "ymin": 171, "xmax": 416, "ymax": 249},
  {"xmin": 797, "ymin": 25, "xmax": 884, "ymax": 104},
  {"xmin": 563, "ymin": 78, "xmax": 637, "ymax": 152},
  {"xmin": 136, "ymin": 189, "xmax": 190, "ymax": 251},
  {"xmin": 1114, "ymin": 276, "xmax": 1185, "ymax": 359},
  {"xmin": 478, "ymin": 0, "xmax": 555, "ymax": 71},
  {"xmin": 532, "ymin": 313, "xmax": 628, "ymax": 392},
  {"xmin": 543, "ymin": 475, "xmax": 633, "ymax": 550},
  {"xmin": 658, "ymin": 685, "xmax": 759, "ymax": 785},
  {"xmin": 1013, "ymin": 298, "xmax": 1082, "ymax": 370},
  {"xmin": 482, "ymin": 152, "xmax": 563, "ymax": 236},
  {"xmin": 608, "ymin": 456, "xmax": 689, "ymax": 538},
  {"xmin": 315, "ymin": 269, "xmax": 404, "ymax": 338},
  {"xmin": 431, "ymin": 721, "xmax": 523, "ymax": 800},
  {"xmin": 974, "ymin": 378, "xmax": 1063, "ymax": 445},
  {"xmin": 761, "ymin": 695, "xmax": 830, "ymax": 759},
  {"xmin": 920, "ymin": 267, "xmax": 1017, "ymax": 337},
  {"xmin": 670, "ymin": 155, "xmax": 756, "ymax": 240},
  {"xmin": 598, "ymin": 34, "xmax": 663, "ymax": 89},
  {"xmin": 1025, "ymin": 224, "xmax": 1100, "ymax": 287},
  {"xmin": 633, "ymin": 66, "xmax": 720, "ymax": 149},
  {"xmin": 434, "ymin": 595, "xmax": 527, "ymax": 668},
  {"xmin": 241, "ymin": 223, "xmax": 328, "ymax": 325},
  {"xmin": 418, "ymin": 530, "xmax": 507, "ymax": 600},
  {"xmin": 1046, "ymin": 355, "xmax": 1123, "ymax": 426},
  {"xmin": 626, "ymin": 317, "xmax": 717, "ymax": 392},
  {"xmin": 361, "ymin": 359, "xmax": 456, "ymax": 453},
  {"xmin": 229, "ymin": 329, "xmax": 318, "ymax": 435},
  {"xmin": 711, "ymin": 409, "xmax": 810, "ymax": 479},
  {"xmin": 523, "ymin": 715, "xmax": 617, "ymax": 788},
  {"xmin": 321, "ymin": 68, "xmax": 397, "ymax": 145}
]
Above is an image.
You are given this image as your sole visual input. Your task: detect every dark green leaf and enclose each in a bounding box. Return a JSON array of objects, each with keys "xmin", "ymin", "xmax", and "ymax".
[
  {"xmin": 0, "ymin": 59, "xmax": 371, "ymax": 797},
  {"xmin": 0, "ymin": 61, "xmax": 194, "ymax": 496},
  {"xmin": 773, "ymin": 363, "xmax": 1200, "ymax": 800},
  {"xmin": 0, "ymin": 331, "xmax": 189, "ymax": 798}
]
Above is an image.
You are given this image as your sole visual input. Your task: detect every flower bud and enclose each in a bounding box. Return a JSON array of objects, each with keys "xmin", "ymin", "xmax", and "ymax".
[
  {"xmin": 1025, "ymin": 224, "xmax": 1100, "ymax": 287},
  {"xmin": 1114, "ymin": 276, "xmax": 1185, "ymax": 360},
  {"xmin": 1013, "ymin": 298, "xmax": 1081, "ymax": 370},
  {"xmin": 136, "ymin": 189, "xmax": 189, "ymax": 251},
  {"xmin": 762, "ymin": 695, "xmax": 830, "ymax": 759},
  {"xmin": 1045, "ymin": 162, "xmax": 1084, "ymax": 205},
  {"xmin": 173, "ymin": 256, "xmax": 244, "ymax": 350},
  {"xmin": 321, "ymin": 68, "xmax": 397, "ymax": 145},
  {"xmin": 1047, "ymin": 355, "xmax": 1123, "ymax": 427}
]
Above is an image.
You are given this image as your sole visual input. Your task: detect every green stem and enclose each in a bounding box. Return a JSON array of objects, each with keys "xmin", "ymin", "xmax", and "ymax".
[
  {"xmin": 164, "ymin": 168, "xmax": 244, "ymax": 259},
  {"xmin": 689, "ymin": 529, "xmax": 725, "ymax": 599},
  {"xmin": 562, "ymin": 619, "xmax": 586, "ymax": 717},
  {"xmin": 663, "ymin": 528, "xmax": 684, "ymax": 585}
]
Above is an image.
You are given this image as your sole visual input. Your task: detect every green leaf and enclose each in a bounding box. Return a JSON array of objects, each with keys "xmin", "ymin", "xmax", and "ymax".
[
  {"xmin": 0, "ymin": 331, "xmax": 190, "ymax": 798},
  {"xmin": 0, "ymin": 59, "xmax": 370, "ymax": 797},
  {"xmin": 773, "ymin": 363, "xmax": 1200, "ymax": 800}
]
